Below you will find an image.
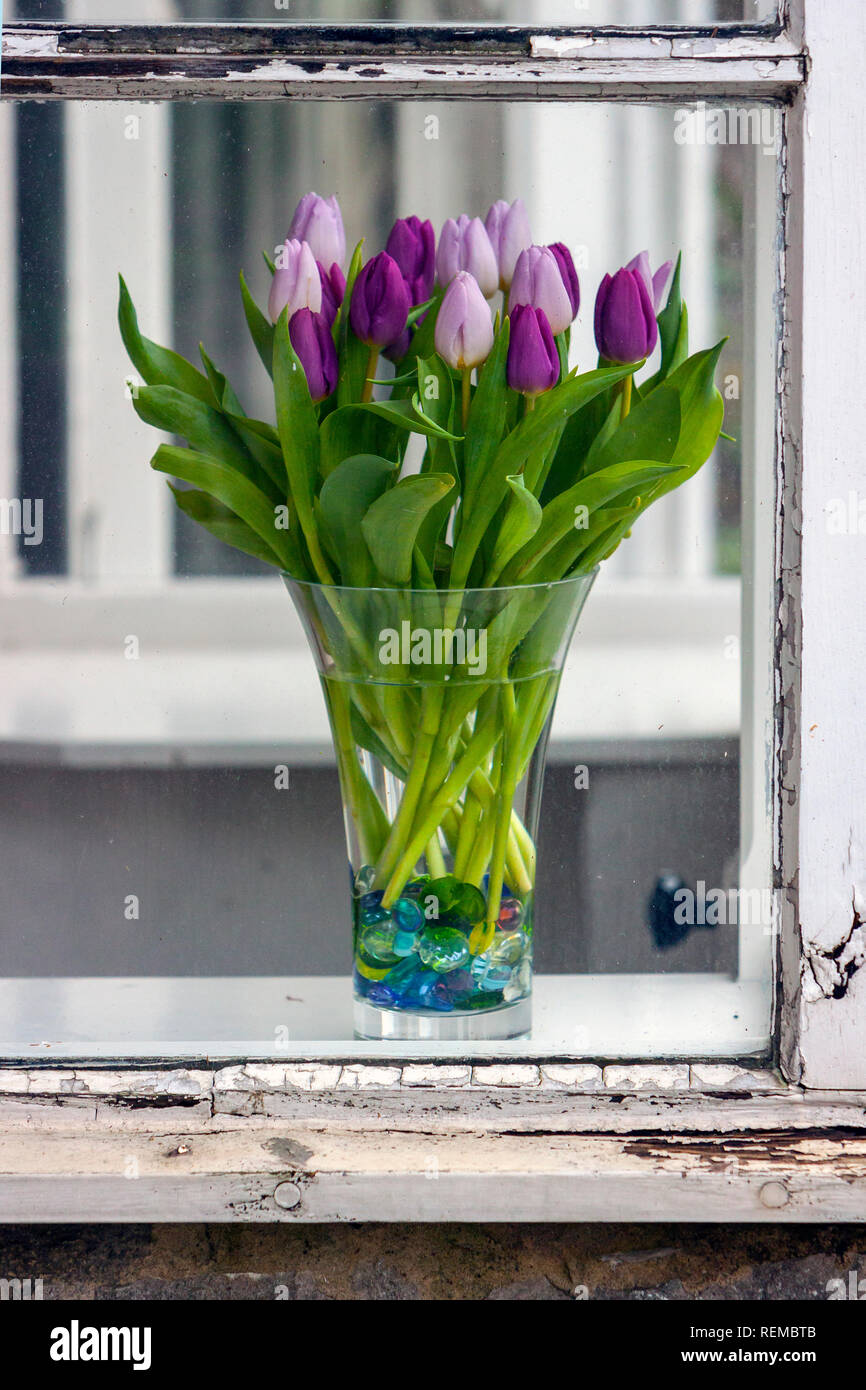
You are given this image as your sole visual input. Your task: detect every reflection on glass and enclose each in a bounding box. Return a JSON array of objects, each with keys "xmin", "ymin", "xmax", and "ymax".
[
  {"xmin": 10, "ymin": 0, "xmax": 779, "ymax": 27},
  {"xmin": 0, "ymin": 93, "xmax": 778, "ymax": 1057}
]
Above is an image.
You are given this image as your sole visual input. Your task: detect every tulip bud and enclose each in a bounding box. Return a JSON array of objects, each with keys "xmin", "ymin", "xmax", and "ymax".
[
  {"xmin": 349, "ymin": 251, "xmax": 411, "ymax": 349},
  {"xmin": 289, "ymin": 308, "xmax": 339, "ymax": 403},
  {"xmin": 484, "ymin": 198, "xmax": 532, "ymax": 292},
  {"xmin": 268, "ymin": 238, "xmax": 322, "ymax": 325},
  {"xmin": 288, "ymin": 192, "xmax": 346, "ymax": 272},
  {"xmin": 594, "ymin": 266, "xmax": 658, "ymax": 363},
  {"xmin": 434, "ymin": 271, "xmax": 494, "ymax": 372},
  {"xmin": 509, "ymin": 245, "xmax": 576, "ymax": 336},
  {"xmin": 625, "ymin": 250, "xmax": 674, "ymax": 313},
  {"xmin": 383, "ymin": 328, "xmax": 412, "ymax": 364},
  {"xmin": 436, "ymin": 215, "xmax": 499, "ymax": 299},
  {"xmin": 385, "ymin": 215, "xmax": 436, "ymax": 306},
  {"xmin": 547, "ymin": 242, "xmax": 580, "ymax": 320},
  {"xmin": 506, "ymin": 304, "xmax": 559, "ymax": 397},
  {"xmin": 318, "ymin": 260, "xmax": 345, "ymax": 328}
]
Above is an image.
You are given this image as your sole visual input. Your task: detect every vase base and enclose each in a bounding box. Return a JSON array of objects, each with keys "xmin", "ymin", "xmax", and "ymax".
[{"xmin": 353, "ymin": 995, "xmax": 531, "ymax": 1042}]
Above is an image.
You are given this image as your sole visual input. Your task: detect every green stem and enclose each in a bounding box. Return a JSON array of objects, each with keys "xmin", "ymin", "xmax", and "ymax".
[
  {"xmin": 461, "ymin": 367, "xmax": 472, "ymax": 431},
  {"xmin": 376, "ymin": 685, "xmax": 444, "ymax": 897},
  {"xmin": 620, "ymin": 373, "xmax": 632, "ymax": 421},
  {"xmin": 361, "ymin": 345, "xmax": 379, "ymax": 404}
]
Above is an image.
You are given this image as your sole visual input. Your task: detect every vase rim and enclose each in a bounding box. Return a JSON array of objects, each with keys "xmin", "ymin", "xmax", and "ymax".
[{"xmin": 281, "ymin": 569, "xmax": 599, "ymax": 597}]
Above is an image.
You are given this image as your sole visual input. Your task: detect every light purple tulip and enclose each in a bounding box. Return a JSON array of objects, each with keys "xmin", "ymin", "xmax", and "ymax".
[
  {"xmin": 508, "ymin": 244, "xmax": 575, "ymax": 337},
  {"xmin": 434, "ymin": 271, "xmax": 494, "ymax": 372},
  {"xmin": 506, "ymin": 304, "xmax": 559, "ymax": 397},
  {"xmin": 436, "ymin": 215, "xmax": 499, "ymax": 299},
  {"xmin": 268, "ymin": 238, "xmax": 322, "ymax": 325},
  {"xmin": 625, "ymin": 250, "xmax": 674, "ymax": 313},
  {"xmin": 594, "ymin": 266, "xmax": 658, "ymax": 363},
  {"xmin": 484, "ymin": 198, "xmax": 532, "ymax": 292},
  {"xmin": 289, "ymin": 308, "xmax": 338, "ymax": 403},
  {"xmin": 288, "ymin": 192, "xmax": 346, "ymax": 273}
]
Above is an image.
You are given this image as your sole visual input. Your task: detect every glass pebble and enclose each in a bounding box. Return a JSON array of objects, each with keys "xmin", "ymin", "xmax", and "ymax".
[
  {"xmin": 503, "ymin": 959, "xmax": 532, "ymax": 1002},
  {"xmin": 360, "ymin": 888, "xmax": 385, "ymax": 910},
  {"xmin": 392, "ymin": 929, "xmax": 419, "ymax": 958},
  {"xmin": 418, "ymin": 926, "xmax": 471, "ymax": 974},
  {"xmin": 392, "ymin": 896, "xmax": 423, "ymax": 933},
  {"xmin": 361, "ymin": 904, "xmax": 391, "ymax": 927},
  {"xmin": 367, "ymin": 982, "xmax": 396, "ymax": 1006},
  {"xmin": 358, "ymin": 924, "xmax": 400, "ymax": 968},
  {"xmin": 353, "ymin": 864, "xmax": 377, "ymax": 894},
  {"xmin": 452, "ymin": 882, "xmax": 486, "ymax": 925},
  {"xmin": 497, "ymin": 896, "xmax": 525, "ymax": 930},
  {"xmin": 490, "ymin": 931, "xmax": 527, "ymax": 967}
]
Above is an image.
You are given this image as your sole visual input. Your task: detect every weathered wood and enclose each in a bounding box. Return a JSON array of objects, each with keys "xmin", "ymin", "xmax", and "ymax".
[
  {"xmin": 777, "ymin": 0, "xmax": 866, "ymax": 1087},
  {"xmin": 0, "ymin": 23, "xmax": 805, "ymax": 101}
]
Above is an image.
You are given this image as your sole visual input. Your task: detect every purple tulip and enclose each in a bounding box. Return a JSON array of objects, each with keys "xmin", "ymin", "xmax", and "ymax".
[
  {"xmin": 509, "ymin": 245, "xmax": 576, "ymax": 337},
  {"xmin": 383, "ymin": 327, "xmax": 412, "ymax": 364},
  {"xmin": 288, "ymin": 192, "xmax": 346, "ymax": 273},
  {"xmin": 625, "ymin": 250, "xmax": 674, "ymax": 313},
  {"xmin": 434, "ymin": 271, "xmax": 494, "ymax": 371},
  {"xmin": 268, "ymin": 238, "xmax": 322, "ymax": 325},
  {"xmin": 484, "ymin": 198, "xmax": 532, "ymax": 291},
  {"xmin": 289, "ymin": 308, "xmax": 338, "ymax": 403},
  {"xmin": 385, "ymin": 215, "xmax": 436, "ymax": 306},
  {"xmin": 594, "ymin": 266, "xmax": 658, "ymax": 363},
  {"xmin": 548, "ymin": 242, "xmax": 580, "ymax": 320},
  {"xmin": 318, "ymin": 260, "xmax": 345, "ymax": 328},
  {"xmin": 436, "ymin": 215, "xmax": 499, "ymax": 299},
  {"xmin": 507, "ymin": 304, "xmax": 559, "ymax": 397},
  {"xmin": 349, "ymin": 251, "xmax": 411, "ymax": 349}
]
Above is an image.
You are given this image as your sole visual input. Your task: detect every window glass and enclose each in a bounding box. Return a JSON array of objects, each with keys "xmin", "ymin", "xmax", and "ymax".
[{"xmin": 0, "ymin": 94, "xmax": 779, "ymax": 1057}]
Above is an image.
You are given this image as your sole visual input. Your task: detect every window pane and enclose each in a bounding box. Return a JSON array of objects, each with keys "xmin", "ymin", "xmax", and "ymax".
[
  {"xmin": 0, "ymin": 95, "xmax": 778, "ymax": 1058},
  {"xmin": 8, "ymin": 0, "xmax": 779, "ymax": 28}
]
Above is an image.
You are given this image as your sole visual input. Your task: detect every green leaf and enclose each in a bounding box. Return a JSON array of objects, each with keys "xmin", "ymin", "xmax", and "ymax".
[
  {"xmin": 657, "ymin": 251, "xmax": 688, "ymax": 381},
  {"xmin": 582, "ymin": 381, "xmax": 682, "ymax": 478},
  {"xmin": 273, "ymin": 308, "xmax": 332, "ymax": 580},
  {"xmin": 361, "ymin": 473, "xmax": 456, "ymax": 585},
  {"xmin": 318, "ymin": 454, "xmax": 398, "ymax": 586},
  {"xmin": 320, "ymin": 405, "xmax": 400, "ymax": 479},
  {"xmin": 168, "ymin": 485, "xmax": 285, "ymax": 569},
  {"xmin": 649, "ymin": 341, "xmax": 725, "ymax": 499},
  {"xmin": 500, "ymin": 458, "xmax": 684, "ymax": 584},
  {"xmin": 118, "ymin": 275, "xmax": 212, "ymax": 404},
  {"xmin": 462, "ymin": 320, "xmax": 510, "ymax": 511},
  {"xmin": 350, "ymin": 703, "xmax": 407, "ymax": 780},
  {"xmin": 133, "ymin": 384, "xmax": 281, "ymax": 501},
  {"xmin": 452, "ymin": 362, "xmax": 635, "ymax": 588},
  {"xmin": 240, "ymin": 271, "xmax": 275, "ymax": 380},
  {"xmin": 337, "ymin": 240, "xmax": 370, "ymax": 407},
  {"xmin": 487, "ymin": 474, "xmax": 542, "ymax": 582},
  {"xmin": 151, "ymin": 444, "xmax": 296, "ymax": 570},
  {"xmin": 359, "ymin": 396, "xmax": 462, "ymax": 442}
]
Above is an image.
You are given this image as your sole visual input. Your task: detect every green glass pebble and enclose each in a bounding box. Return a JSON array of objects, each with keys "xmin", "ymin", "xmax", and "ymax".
[
  {"xmin": 392, "ymin": 896, "xmax": 423, "ymax": 933},
  {"xmin": 358, "ymin": 924, "xmax": 401, "ymax": 968},
  {"xmin": 490, "ymin": 931, "xmax": 527, "ymax": 967},
  {"xmin": 452, "ymin": 883, "xmax": 486, "ymax": 924},
  {"xmin": 427, "ymin": 875, "xmax": 460, "ymax": 912},
  {"xmin": 418, "ymin": 926, "xmax": 470, "ymax": 974}
]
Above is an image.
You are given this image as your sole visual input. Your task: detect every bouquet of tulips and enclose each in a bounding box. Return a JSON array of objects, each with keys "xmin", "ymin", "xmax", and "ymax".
[{"xmin": 119, "ymin": 191, "xmax": 724, "ymax": 1018}]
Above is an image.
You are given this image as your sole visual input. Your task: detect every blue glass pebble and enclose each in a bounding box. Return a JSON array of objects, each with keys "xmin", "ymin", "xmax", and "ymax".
[
  {"xmin": 360, "ymin": 889, "xmax": 385, "ymax": 911},
  {"xmin": 361, "ymin": 904, "xmax": 391, "ymax": 927},
  {"xmin": 367, "ymin": 982, "xmax": 396, "ymax": 1006},
  {"xmin": 392, "ymin": 929, "xmax": 419, "ymax": 958},
  {"xmin": 392, "ymin": 895, "xmax": 423, "ymax": 933}
]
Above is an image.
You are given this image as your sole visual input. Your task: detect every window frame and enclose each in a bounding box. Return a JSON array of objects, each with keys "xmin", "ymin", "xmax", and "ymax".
[{"xmin": 1, "ymin": 0, "xmax": 862, "ymax": 1223}]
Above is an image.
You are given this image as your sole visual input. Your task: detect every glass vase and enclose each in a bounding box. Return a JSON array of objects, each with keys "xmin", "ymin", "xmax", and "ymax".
[{"xmin": 285, "ymin": 573, "xmax": 596, "ymax": 1041}]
